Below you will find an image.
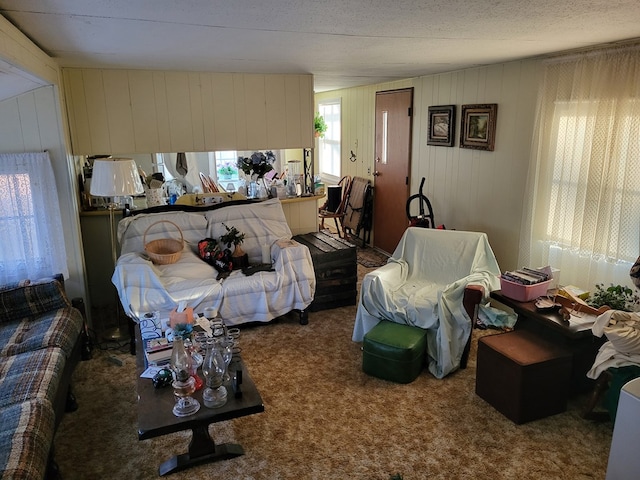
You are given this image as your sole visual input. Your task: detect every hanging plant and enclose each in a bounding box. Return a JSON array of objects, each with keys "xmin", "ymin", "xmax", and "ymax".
[{"xmin": 314, "ymin": 112, "xmax": 327, "ymax": 138}]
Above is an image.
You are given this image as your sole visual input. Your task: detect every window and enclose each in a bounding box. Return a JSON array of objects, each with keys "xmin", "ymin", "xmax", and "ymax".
[
  {"xmin": 520, "ymin": 47, "xmax": 640, "ymax": 289},
  {"xmin": 0, "ymin": 152, "xmax": 68, "ymax": 284},
  {"xmin": 212, "ymin": 151, "xmax": 240, "ymax": 181},
  {"xmin": 318, "ymin": 100, "xmax": 341, "ymax": 182},
  {"xmin": 546, "ymin": 100, "xmax": 640, "ymax": 261}
]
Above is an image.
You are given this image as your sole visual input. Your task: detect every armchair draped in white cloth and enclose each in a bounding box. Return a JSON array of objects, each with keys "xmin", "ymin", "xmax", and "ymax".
[{"xmin": 352, "ymin": 228, "xmax": 501, "ymax": 379}]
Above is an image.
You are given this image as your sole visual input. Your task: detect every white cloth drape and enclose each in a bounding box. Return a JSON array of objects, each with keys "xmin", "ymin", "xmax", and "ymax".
[
  {"xmin": 352, "ymin": 228, "xmax": 501, "ymax": 379},
  {"xmin": 519, "ymin": 45, "xmax": 640, "ymax": 291},
  {"xmin": 161, "ymin": 152, "xmax": 202, "ymax": 192},
  {"xmin": 0, "ymin": 152, "xmax": 68, "ymax": 284}
]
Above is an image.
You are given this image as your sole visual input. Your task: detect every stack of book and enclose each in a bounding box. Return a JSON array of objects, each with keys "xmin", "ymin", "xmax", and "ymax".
[
  {"xmin": 144, "ymin": 338, "xmax": 173, "ymax": 365},
  {"xmin": 501, "ymin": 267, "xmax": 550, "ymax": 286}
]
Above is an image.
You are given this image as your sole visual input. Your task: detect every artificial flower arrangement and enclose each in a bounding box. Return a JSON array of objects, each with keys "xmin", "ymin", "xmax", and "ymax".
[
  {"xmin": 237, "ymin": 151, "xmax": 276, "ymax": 178},
  {"xmin": 219, "ymin": 223, "xmax": 249, "ymax": 268},
  {"xmin": 219, "ymin": 223, "xmax": 246, "ymax": 249},
  {"xmin": 172, "ymin": 322, "xmax": 193, "ymax": 340}
]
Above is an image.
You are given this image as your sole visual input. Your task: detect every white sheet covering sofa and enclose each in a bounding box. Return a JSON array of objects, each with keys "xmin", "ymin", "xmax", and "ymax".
[{"xmin": 112, "ymin": 199, "xmax": 316, "ymax": 326}]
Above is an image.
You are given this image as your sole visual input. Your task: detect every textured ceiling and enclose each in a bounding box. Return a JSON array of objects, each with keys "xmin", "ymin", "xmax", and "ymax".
[{"xmin": 1, "ymin": 0, "xmax": 640, "ymax": 95}]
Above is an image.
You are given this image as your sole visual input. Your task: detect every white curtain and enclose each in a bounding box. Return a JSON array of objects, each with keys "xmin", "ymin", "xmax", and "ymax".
[
  {"xmin": 0, "ymin": 152, "xmax": 68, "ymax": 284},
  {"xmin": 519, "ymin": 45, "xmax": 640, "ymax": 291}
]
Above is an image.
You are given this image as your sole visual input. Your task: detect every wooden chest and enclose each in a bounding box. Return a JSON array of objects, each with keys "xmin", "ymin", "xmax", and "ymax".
[{"xmin": 293, "ymin": 232, "xmax": 357, "ymax": 311}]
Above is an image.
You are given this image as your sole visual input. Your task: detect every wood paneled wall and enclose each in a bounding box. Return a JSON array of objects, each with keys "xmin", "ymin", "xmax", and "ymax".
[
  {"xmin": 0, "ymin": 15, "xmax": 59, "ymax": 87},
  {"xmin": 315, "ymin": 79, "xmax": 414, "ymax": 182},
  {"xmin": 0, "ymin": 87, "xmax": 86, "ymax": 301},
  {"xmin": 62, "ymin": 68, "xmax": 315, "ymax": 155},
  {"xmin": 316, "ymin": 60, "xmax": 541, "ymax": 270}
]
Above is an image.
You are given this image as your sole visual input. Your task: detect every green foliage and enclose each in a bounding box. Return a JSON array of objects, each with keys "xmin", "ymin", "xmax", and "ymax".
[
  {"xmin": 314, "ymin": 112, "xmax": 327, "ymax": 138},
  {"xmin": 217, "ymin": 165, "xmax": 237, "ymax": 177},
  {"xmin": 587, "ymin": 283, "xmax": 640, "ymax": 312},
  {"xmin": 219, "ymin": 223, "xmax": 245, "ymax": 248},
  {"xmin": 172, "ymin": 323, "xmax": 193, "ymax": 339}
]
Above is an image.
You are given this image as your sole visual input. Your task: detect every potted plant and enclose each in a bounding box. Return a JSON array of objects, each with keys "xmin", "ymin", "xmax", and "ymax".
[
  {"xmin": 219, "ymin": 223, "xmax": 248, "ymax": 268},
  {"xmin": 587, "ymin": 283, "xmax": 640, "ymax": 312},
  {"xmin": 217, "ymin": 165, "xmax": 237, "ymax": 179},
  {"xmin": 314, "ymin": 112, "xmax": 327, "ymax": 138}
]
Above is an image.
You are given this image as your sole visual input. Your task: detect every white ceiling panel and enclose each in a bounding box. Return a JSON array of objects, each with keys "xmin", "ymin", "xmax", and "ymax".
[{"xmin": 0, "ymin": 0, "xmax": 639, "ymax": 93}]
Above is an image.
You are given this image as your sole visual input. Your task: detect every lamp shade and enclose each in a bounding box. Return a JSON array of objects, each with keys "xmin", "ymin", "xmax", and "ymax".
[{"xmin": 90, "ymin": 158, "xmax": 144, "ymax": 197}]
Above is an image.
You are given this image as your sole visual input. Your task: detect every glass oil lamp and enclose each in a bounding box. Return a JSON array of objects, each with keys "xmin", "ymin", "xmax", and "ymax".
[
  {"xmin": 170, "ymin": 336, "xmax": 200, "ymax": 417},
  {"xmin": 201, "ymin": 338, "xmax": 227, "ymax": 408}
]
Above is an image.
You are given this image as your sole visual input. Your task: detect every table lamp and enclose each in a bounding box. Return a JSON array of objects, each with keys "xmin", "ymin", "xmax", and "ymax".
[{"xmin": 90, "ymin": 158, "xmax": 144, "ymax": 341}]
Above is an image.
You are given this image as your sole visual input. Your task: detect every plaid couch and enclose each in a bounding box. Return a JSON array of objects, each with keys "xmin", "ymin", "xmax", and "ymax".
[{"xmin": 0, "ymin": 277, "xmax": 84, "ymax": 479}]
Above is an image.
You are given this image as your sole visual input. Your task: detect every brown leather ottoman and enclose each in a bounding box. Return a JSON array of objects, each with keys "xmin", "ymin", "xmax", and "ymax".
[{"xmin": 475, "ymin": 330, "xmax": 572, "ymax": 424}]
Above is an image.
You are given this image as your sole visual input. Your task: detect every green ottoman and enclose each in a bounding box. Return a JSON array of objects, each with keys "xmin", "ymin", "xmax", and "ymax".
[{"xmin": 362, "ymin": 321, "xmax": 427, "ymax": 383}]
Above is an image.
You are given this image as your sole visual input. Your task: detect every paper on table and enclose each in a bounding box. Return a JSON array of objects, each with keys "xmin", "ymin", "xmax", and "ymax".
[
  {"xmin": 140, "ymin": 366, "xmax": 165, "ymax": 379},
  {"xmin": 568, "ymin": 312, "xmax": 598, "ymax": 327},
  {"xmin": 195, "ymin": 315, "xmax": 213, "ymax": 336}
]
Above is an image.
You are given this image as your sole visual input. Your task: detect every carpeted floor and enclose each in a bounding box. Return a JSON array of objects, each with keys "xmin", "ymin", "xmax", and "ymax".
[{"xmin": 54, "ymin": 265, "xmax": 613, "ymax": 480}]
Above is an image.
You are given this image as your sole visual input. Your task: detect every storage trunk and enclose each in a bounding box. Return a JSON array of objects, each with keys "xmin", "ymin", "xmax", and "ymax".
[{"xmin": 293, "ymin": 231, "xmax": 357, "ymax": 311}]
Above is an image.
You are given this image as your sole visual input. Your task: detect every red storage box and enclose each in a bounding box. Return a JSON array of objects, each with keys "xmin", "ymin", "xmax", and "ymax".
[{"xmin": 500, "ymin": 277, "xmax": 551, "ymax": 302}]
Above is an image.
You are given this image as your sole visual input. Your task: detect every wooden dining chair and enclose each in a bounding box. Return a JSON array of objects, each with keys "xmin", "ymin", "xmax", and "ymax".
[{"xmin": 318, "ymin": 175, "xmax": 352, "ymax": 238}]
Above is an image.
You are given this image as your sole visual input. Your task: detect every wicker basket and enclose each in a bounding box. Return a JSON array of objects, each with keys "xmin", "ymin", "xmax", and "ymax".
[{"xmin": 144, "ymin": 220, "xmax": 184, "ymax": 265}]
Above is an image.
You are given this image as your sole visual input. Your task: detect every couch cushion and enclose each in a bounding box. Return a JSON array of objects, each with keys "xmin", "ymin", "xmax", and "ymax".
[
  {"xmin": 118, "ymin": 211, "xmax": 208, "ymax": 255},
  {"xmin": 205, "ymin": 199, "xmax": 292, "ymax": 263},
  {"xmin": 0, "ymin": 348, "xmax": 66, "ymax": 408},
  {"xmin": 0, "ymin": 279, "xmax": 70, "ymax": 325},
  {"xmin": 0, "ymin": 307, "xmax": 83, "ymax": 358},
  {"xmin": 0, "ymin": 398, "xmax": 55, "ymax": 480}
]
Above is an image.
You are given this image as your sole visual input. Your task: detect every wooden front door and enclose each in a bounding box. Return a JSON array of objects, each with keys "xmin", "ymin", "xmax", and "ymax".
[{"xmin": 373, "ymin": 88, "xmax": 413, "ymax": 254}]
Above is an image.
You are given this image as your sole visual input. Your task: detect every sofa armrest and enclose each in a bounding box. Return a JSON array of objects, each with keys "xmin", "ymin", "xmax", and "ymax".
[
  {"xmin": 0, "ymin": 277, "xmax": 71, "ymax": 324},
  {"xmin": 460, "ymin": 284, "xmax": 485, "ymax": 370},
  {"xmin": 463, "ymin": 284, "xmax": 485, "ymax": 327}
]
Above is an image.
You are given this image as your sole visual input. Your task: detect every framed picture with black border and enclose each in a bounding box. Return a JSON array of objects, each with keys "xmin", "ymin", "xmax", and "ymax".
[
  {"xmin": 427, "ymin": 105, "xmax": 456, "ymax": 147},
  {"xmin": 460, "ymin": 104, "xmax": 498, "ymax": 151}
]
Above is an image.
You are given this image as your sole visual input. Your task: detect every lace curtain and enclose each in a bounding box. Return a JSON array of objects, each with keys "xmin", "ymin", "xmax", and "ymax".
[
  {"xmin": 0, "ymin": 152, "xmax": 68, "ymax": 284},
  {"xmin": 519, "ymin": 45, "xmax": 640, "ymax": 290}
]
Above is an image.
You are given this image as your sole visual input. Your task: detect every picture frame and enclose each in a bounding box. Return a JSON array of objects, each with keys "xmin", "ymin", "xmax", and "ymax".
[
  {"xmin": 460, "ymin": 104, "xmax": 498, "ymax": 151},
  {"xmin": 427, "ymin": 105, "xmax": 456, "ymax": 147}
]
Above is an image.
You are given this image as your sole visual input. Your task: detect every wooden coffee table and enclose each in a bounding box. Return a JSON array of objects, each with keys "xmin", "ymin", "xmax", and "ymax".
[{"xmin": 136, "ymin": 330, "xmax": 264, "ymax": 476}]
